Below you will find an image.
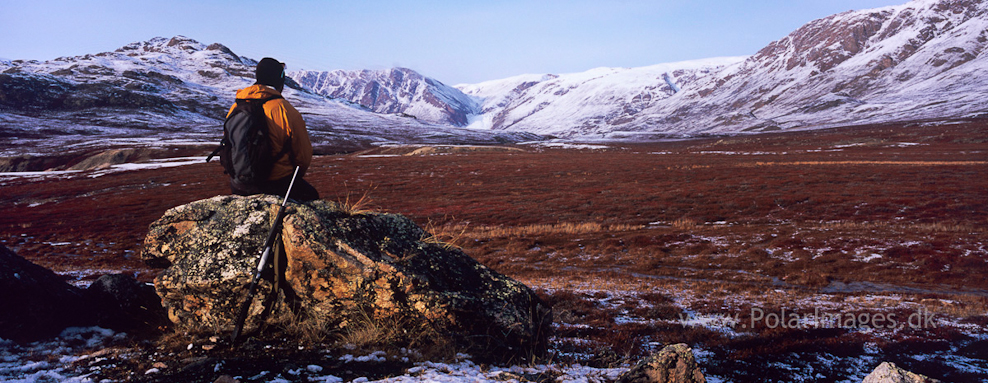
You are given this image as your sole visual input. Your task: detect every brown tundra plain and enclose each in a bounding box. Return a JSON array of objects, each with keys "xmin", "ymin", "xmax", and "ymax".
[{"xmin": 1, "ymin": 121, "xmax": 986, "ymax": 382}]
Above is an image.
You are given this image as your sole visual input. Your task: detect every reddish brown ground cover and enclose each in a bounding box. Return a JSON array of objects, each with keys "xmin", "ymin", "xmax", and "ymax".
[{"xmin": 2, "ymin": 121, "xmax": 986, "ymax": 381}]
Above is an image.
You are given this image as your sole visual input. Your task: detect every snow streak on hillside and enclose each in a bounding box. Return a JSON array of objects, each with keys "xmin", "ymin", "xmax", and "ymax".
[{"xmin": 456, "ymin": 57, "xmax": 747, "ymax": 137}]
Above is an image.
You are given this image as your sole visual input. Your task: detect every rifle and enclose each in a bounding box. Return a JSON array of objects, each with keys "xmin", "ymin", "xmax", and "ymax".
[{"xmin": 231, "ymin": 166, "xmax": 300, "ymax": 343}]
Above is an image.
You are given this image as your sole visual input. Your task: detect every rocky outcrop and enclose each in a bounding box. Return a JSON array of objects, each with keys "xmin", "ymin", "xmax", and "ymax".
[
  {"xmin": 862, "ymin": 362, "xmax": 942, "ymax": 383},
  {"xmin": 83, "ymin": 274, "xmax": 170, "ymax": 335},
  {"xmin": 0, "ymin": 245, "xmax": 165, "ymax": 342},
  {"xmin": 289, "ymin": 67, "xmax": 480, "ymax": 126},
  {"xmin": 0, "ymin": 242, "xmax": 175, "ymax": 343},
  {"xmin": 142, "ymin": 195, "xmax": 552, "ymax": 362},
  {"xmin": 0, "ymin": 244, "xmax": 92, "ymax": 342},
  {"xmin": 0, "ymin": 72, "xmax": 177, "ymax": 112},
  {"xmin": 618, "ymin": 343, "xmax": 706, "ymax": 383}
]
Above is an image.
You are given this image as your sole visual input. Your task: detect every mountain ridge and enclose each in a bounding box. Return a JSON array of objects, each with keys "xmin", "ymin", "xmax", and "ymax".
[
  {"xmin": 631, "ymin": 0, "xmax": 988, "ymax": 134},
  {"xmin": 286, "ymin": 0, "xmax": 988, "ymax": 138},
  {"xmin": 0, "ymin": 36, "xmax": 541, "ymax": 156},
  {"xmin": 457, "ymin": 0, "xmax": 988, "ymax": 136},
  {"xmin": 288, "ymin": 67, "xmax": 479, "ymax": 127},
  {"xmin": 2, "ymin": 0, "xmax": 987, "ymax": 152}
]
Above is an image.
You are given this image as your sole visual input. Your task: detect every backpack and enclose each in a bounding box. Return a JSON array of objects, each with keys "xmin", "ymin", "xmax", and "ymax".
[{"xmin": 207, "ymin": 96, "xmax": 291, "ymax": 185}]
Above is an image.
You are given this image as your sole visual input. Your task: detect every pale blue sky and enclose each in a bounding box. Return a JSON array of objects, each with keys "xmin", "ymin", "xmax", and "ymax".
[{"xmin": 2, "ymin": 0, "xmax": 908, "ymax": 84}]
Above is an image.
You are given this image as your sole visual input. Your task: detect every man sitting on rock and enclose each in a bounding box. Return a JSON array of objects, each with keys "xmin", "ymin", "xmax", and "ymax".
[{"xmin": 227, "ymin": 57, "xmax": 319, "ymax": 201}]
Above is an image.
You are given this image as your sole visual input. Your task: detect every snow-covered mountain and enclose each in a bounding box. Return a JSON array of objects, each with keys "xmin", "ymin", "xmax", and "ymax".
[
  {"xmin": 638, "ymin": 0, "xmax": 988, "ymax": 135},
  {"xmin": 455, "ymin": 57, "xmax": 746, "ymax": 137},
  {"xmin": 0, "ymin": 36, "xmax": 540, "ymax": 155},
  {"xmin": 453, "ymin": 0, "xmax": 988, "ymax": 136},
  {"xmin": 0, "ymin": 36, "xmax": 255, "ymax": 130},
  {"xmin": 289, "ymin": 0, "xmax": 988, "ymax": 138},
  {"xmin": 289, "ymin": 68, "xmax": 479, "ymax": 127},
  {"xmin": 2, "ymin": 0, "xmax": 986, "ymax": 149}
]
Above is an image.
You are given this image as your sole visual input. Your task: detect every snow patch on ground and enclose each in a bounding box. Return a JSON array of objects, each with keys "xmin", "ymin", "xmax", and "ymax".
[
  {"xmin": 0, "ymin": 329, "xmax": 632, "ymax": 383},
  {"xmin": 534, "ymin": 142, "xmax": 612, "ymax": 150},
  {"xmin": 0, "ymin": 327, "xmax": 126, "ymax": 382},
  {"xmin": 0, "ymin": 157, "xmax": 210, "ymax": 181}
]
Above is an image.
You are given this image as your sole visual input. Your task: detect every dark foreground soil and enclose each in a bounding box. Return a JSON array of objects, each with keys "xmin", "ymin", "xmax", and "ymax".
[{"xmin": 1, "ymin": 121, "xmax": 987, "ymax": 382}]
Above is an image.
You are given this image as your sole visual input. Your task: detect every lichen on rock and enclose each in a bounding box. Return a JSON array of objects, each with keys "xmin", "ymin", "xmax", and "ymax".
[{"xmin": 143, "ymin": 195, "xmax": 283, "ymax": 330}]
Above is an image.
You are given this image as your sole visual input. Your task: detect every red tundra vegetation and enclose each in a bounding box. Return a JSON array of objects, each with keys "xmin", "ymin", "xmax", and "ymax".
[{"xmin": 1, "ymin": 121, "xmax": 986, "ymax": 381}]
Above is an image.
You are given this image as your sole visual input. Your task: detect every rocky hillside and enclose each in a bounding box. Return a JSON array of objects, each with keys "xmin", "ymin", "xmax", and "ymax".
[
  {"xmin": 289, "ymin": 67, "xmax": 479, "ymax": 127},
  {"xmin": 456, "ymin": 0, "xmax": 988, "ymax": 136},
  {"xmin": 0, "ymin": 36, "xmax": 258, "ymax": 132},
  {"xmin": 643, "ymin": 0, "xmax": 988, "ymax": 135},
  {"xmin": 0, "ymin": 37, "xmax": 541, "ymax": 158}
]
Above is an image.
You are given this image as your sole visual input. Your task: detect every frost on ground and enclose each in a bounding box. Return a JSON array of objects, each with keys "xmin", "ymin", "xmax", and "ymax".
[
  {"xmin": 322, "ymin": 358, "xmax": 626, "ymax": 383},
  {"xmin": 0, "ymin": 330, "xmax": 631, "ymax": 383},
  {"xmin": 0, "ymin": 327, "xmax": 127, "ymax": 382},
  {"xmin": 4, "ymin": 287, "xmax": 985, "ymax": 382},
  {"xmin": 0, "ymin": 156, "xmax": 211, "ymax": 181}
]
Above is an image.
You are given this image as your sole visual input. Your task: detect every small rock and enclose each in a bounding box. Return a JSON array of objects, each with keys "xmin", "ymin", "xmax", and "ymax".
[
  {"xmin": 617, "ymin": 343, "xmax": 706, "ymax": 383},
  {"xmin": 862, "ymin": 362, "xmax": 941, "ymax": 383}
]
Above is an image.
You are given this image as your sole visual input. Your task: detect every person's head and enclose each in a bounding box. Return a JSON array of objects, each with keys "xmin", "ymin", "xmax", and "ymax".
[{"xmin": 255, "ymin": 57, "xmax": 286, "ymax": 92}]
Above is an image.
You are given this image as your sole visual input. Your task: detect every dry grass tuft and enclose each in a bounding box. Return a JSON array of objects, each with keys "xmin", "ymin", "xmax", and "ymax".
[
  {"xmin": 268, "ymin": 305, "xmax": 335, "ymax": 345},
  {"xmin": 336, "ymin": 310, "xmax": 457, "ymax": 361},
  {"xmin": 339, "ymin": 315, "xmax": 396, "ymax": 349},
  {"xmin": 338, "ymin": 186, "xmax": 376, "ymax": 215},
  {"xmin": 462, "ymin": 222, "xmax": 644, "ymax": 239},
  {"xmin": 671, "ymin": 217, "xmax": 700, "ymax": 230},
  {"xmin": 422, "ymin": 220, "xmax": 468, "ymax": 250},
  {"xmin": 815, "ymin": 220, "xmax": 982, "ymax": 233}
]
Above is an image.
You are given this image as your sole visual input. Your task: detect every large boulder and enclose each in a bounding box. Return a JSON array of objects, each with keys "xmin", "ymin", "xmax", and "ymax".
[
  {"xmin": 142, "ymin": 195, "xmax": 552, "ymax": 362},
  {"xmin": 0, "ymin": 244, "xmax": 93, "ymax": 342},
  {"xmin": 861, "ymin": 362, "xmax": 941, "ymax": 383},
  {"xmin": 618, "ymin": 343, "xmax": 707, "ymax": 383}
]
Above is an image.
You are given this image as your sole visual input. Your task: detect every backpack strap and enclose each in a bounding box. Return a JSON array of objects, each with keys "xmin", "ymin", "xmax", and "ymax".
[{"xmin": 255, "ymin": 95, "xmax": 294, "ymax": 166}]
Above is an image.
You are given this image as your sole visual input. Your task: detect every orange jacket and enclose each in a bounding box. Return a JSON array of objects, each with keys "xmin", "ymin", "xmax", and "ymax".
[{"xmin": 227, "ymin": 85, "xmax": 313, "ymax": 181}]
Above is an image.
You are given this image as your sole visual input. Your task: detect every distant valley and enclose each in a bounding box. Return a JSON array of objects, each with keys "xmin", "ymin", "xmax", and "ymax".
[{"xmin": 1, "ymin": 0, "xmax": 986, "ymax": 164}]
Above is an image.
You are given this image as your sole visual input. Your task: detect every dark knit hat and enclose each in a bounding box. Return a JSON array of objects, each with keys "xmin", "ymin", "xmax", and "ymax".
[{"xmin": 255, "ymin": 57, "xmax": 285, "ymax": 90}]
